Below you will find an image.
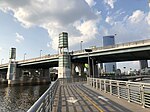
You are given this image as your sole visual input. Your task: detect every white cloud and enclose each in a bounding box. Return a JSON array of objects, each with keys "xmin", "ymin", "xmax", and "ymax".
[
  {"xmin": 47, "ymin": 42, "xmax": 51, "ymax": 48},
  {"xmin": 85, "ymin": 0, "xmax": 96, "ymax": 7},
  {"xmin": 146, "ymin": 12, "xmax": 150, "ymax": 25},
  {"xmin": 15, "ymin": 32, "xmax": 24, "ymax": 43},
  {"xmin": 106, "ymin": 10, "xmax": 150, "ymax": 42},
  {"xmin": 104, "ymin": 0, "xmax": 117, "ymax": 9},
  {"xmin": 128, "ymin": 10, "xmax": 145, "ymax": 24},
  {"xmin": 0, "ymin": 47, "xmax": 2, "ymax": 51},
  {"xmin": 105, "ymin": 16, "xmax": 114, "ymax": 25},
  {"xmin": 0, "ymin": 0, "xmax": 100, "ymax": 50}
]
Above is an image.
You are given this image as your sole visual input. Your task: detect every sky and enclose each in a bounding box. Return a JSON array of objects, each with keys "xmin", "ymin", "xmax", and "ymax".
[{"xmin": 0, "ymin": 0, "xmax": 150, "ymax": 72}]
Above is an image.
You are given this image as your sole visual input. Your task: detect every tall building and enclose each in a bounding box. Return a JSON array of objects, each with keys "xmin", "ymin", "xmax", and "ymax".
[{"xmin": 103, "ymin": 35, "xmax": 116, "ymax": 73}]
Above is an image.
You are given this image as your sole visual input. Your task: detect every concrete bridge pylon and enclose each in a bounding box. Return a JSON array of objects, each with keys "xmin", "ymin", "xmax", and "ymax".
[{"xmin": 58, "ymin": 32, "xmax": 71, "ymax": 79}]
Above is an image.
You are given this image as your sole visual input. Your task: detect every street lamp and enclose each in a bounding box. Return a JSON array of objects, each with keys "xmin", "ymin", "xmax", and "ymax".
[
  {"xmin": 80, "ymin": 41, "xmax": 83, "ymax": 50},
  {"xmin": 1, "ymin": 59, "xmax": 4, "ymax": 64},
  {"xmin": 123, "ymin": 67, "xmax": 126, "ymax": 75},
  {"xmin": 40, "ymin": 50, "xmax": 42, "ymax": 57},
  {"xmin": 24, "ymin": 53, "xmax": 26, "ymax": 60},
  {"xmin": 85, "ymin": 49, "xmax": 92, "ymax": 77}
]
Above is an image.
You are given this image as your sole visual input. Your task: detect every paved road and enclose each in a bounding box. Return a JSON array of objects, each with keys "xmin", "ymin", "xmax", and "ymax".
[{"xmin": 52, "ymin": 82, "xmax": 150, "ymax": 112}]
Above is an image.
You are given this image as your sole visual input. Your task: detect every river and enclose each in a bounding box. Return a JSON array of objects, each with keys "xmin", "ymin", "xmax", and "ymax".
[{"xmin": 0, "ymin": 84, "xmax": 49, "ymax": 112}]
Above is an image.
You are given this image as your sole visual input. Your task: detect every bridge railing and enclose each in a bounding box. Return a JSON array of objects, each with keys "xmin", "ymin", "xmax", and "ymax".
[
  {"xmin": 0, "ymin": 63, "xmax": 8, "ymax": 68},
  {"xmin": 59, "ymin": 77, "xmax": 87, "ymax": 84},
  {"xmin": 27, "ymin": 79, "xmax": 59, "ymax": 112},
  {"xmin": 87, "ymin": 77, "xmax": 150, "ymax": 108},
  {"xmin": 18, "ymin": 54, "xmax": 58, "ymax": 63},
  {"xmin": 73, "ymin": 39, "xmax": 150, "ymax": 54}
]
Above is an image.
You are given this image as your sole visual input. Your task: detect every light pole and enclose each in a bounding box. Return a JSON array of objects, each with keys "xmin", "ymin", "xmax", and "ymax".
[
  {"xmin": 123, "ymin": 67, "xmax": 126, "ymax": 75},
  {"xmin": 24, "ymin": 53, "xmax": 26, "ymax": 60},
  {"xmin": 1, "ymin": 59, "xmax": 4, "ymax": 64},
  {"xmin": 91, "ymin": 58, "xmax": 94, "ymax": 78},
  {"xmin": 80, "ymin": 41, "xmax": 83, "ymax": 50},
  {"xmin": 85, "ymin": 49, "xmax": 92, "ymax": 77},
  {"xmin": 40, "ymin": 50, "xmax": 42, "ymax": 57}
]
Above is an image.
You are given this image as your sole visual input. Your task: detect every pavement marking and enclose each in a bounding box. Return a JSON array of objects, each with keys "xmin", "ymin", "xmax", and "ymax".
[
  {"xmin": 67, "ymin": 97, "xmax": 78, "ymax": 103},
  {"xmin": 98, "ymin": 96, "xmax": 109, "ymax": 102},
  {"xmin": 76, "ymin": 88, "xmax": 104, "ymax": 112}
]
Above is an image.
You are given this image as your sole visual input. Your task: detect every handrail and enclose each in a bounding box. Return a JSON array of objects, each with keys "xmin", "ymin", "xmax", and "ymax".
[
  {"xmin": 27, "ymin": 79, "xmax": 59, "ymax": 112},
  {"xmin": 73, "ymin": 39, "xmax": 150, "ymax": 55},
  {"xmin": 87, "ymin": 77, "xmax": 150, "ymax": 108},
  {"xmin": 18, "ymin": 54, "xmax": 59, "ymax": 63}
]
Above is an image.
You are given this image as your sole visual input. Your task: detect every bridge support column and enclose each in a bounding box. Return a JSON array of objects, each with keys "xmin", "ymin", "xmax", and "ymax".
[
  {"xmin": 6, "ymin": 48, "xmax": 18, "ymax": 85},
  {"xmin": 91, "ymin": 58, "xmax": 98, "ymax": 78},
  {"xmin": 71, "ymin": 63, "xmax": 85, "ymax": 78},
  {"xmin": 58, "ymin": 32, "xmax": 71, "ymax": 82}
]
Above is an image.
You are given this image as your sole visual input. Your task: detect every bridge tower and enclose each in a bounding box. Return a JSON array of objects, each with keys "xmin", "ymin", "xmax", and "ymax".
[
  {"xmin": 7, "ymin": 48, "xmax": 17, "ymax": 84},
  {"xmin": 58, "ymin": 32, "xmax": 71, "ymax": 79}
]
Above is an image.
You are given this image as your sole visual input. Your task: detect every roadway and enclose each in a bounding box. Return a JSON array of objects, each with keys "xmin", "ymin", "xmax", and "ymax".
[{"xmin": 52, "ymin": 82, "xmax": 149, "ymax": 112}]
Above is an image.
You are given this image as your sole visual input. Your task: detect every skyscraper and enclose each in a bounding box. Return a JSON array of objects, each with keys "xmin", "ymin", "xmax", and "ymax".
[{"xmin": 103, "ymin": 35, "xmax": 116, "ymax": 73}]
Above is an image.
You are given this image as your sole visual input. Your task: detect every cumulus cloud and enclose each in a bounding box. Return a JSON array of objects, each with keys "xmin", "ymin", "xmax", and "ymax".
[
  {"xmin": 0, "ymin": 0, "xmax": 99, "ymax": 50},
  {"xmin": 106, "ymin": 10, "xmax": 150, "ymax": 42},
  {"xmin": 15, "ymin": 32, "xmax": 24, "ymax": 43},
  {"xmin": 128, "ymin": 10, "xmax": 145, "ymax": 24},
  {"xmin": 105, "ymin": 16, "xmax": 114, "ymax": 25},
  {"xmin": 104, "ymin": 0, "xmax": 117, "ymax": 9},
  {"xmin": 146, "ymin": 12, "xmax": 150, "ymax": 25},
  {"xmin": 85, "ymin": 0, "xmax": 96, "ymax": 7}
]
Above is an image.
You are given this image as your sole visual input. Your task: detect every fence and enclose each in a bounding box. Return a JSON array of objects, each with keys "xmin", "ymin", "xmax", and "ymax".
[
  {"xmin": 87, "ymin": 77, "xmax": 150, "ymax": 108},
  {"xmin": 27, "ymin": 79, "xmax": 59, "ymax": 112},
  {"xmin": 27, "ymin": 77, "xmax": 86, "ymax": 112}
]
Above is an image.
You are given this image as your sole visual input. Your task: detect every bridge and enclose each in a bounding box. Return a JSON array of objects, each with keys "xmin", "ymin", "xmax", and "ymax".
[
  {"xmin": 0, "ymin": 32, "xmax": 150, "ymax": 85},
  {"xmin": 0, "ymin": 32, "xmax": 150, "ymax": 111}
]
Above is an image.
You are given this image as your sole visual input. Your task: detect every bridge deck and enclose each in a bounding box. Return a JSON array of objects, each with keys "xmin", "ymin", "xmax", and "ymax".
[{"xmin": 52, "ymin": 82, "xmax": 149, "ymax": 112}]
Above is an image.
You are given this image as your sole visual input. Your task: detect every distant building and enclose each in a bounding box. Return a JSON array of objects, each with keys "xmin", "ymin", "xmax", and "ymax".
[{"xmin": 103, "ymin": 35, "xmax": 116, "ymax": 73}]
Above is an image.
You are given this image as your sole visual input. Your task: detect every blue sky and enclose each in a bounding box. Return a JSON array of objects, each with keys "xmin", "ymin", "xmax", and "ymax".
[{"xmin": 0, "ymin": 0, "xmax": 150, "ymax": 71}]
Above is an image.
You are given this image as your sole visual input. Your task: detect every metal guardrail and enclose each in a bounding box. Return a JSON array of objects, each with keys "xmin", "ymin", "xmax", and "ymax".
[
  {"xmin": 0, "ymin": 63, "xmax": 8, "ymax": 68},
  {"xmin": 18, "ymin": 54, "xmax": 58, "ymax": 63},
  {"xmin": 1, "ymin": 39, "xmax": 150, "ymax": 66},
  {"xmin": 27, "ymin": 79, "xmax": 59, "ymax": 112},
  {"xmin": 27, "ymin": 78, "xmax": 86, "ymax": 112},
  {"xmin": 59, "ymin": 77, "xmax": 87, "ymax": 84},
  {"xmin": 87, "ymin": 77, "xmax": 150, "ymax": 108},
  {"xmin": 73, "ymin": 39, "xmax": 150, "ymax": 54}
]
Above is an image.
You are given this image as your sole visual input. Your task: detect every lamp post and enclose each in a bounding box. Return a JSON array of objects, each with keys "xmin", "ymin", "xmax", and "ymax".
[
  {"xmin": 85, "ymin": 49, "xmax": 92, "ymax": 77},
  {"xmin": 24, "ymin": 53, "xmax": 26, "ymax": 60},
  {"xmin": 123, "ymin": 67, "xmax": 126, "ymax": 75},
  {"xmin": 40, "ymin": 50, "xmax": 42, "ymax": 57},
  {"xmin": 1, "ymin": 59, "xmax": 4, "ymax": 64},
  {"xmin": 80, "ymin": 41, "xmax": 83, "ymax": 50}
]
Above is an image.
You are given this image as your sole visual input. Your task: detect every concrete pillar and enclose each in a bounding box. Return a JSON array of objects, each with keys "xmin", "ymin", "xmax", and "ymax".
[
  {"xmin": 7, "ymin": 48, "xmax": 17, "ymax": 84},
  {"xmin": 139, "ymin": 60, "xmax": 148, "ymax": 69},
  {"xmin": 91, "ymin": 58, "xmax": 98, "ymax": 78},
  {"xmin": 78, "ymin": 64, "xmax": 84, "ymax": 77},
  {"xmin": 71, "ymin": 63, "xmax": 76, "ymax": 77},
  {"xmin": 94, "ymin": 64, "xmax": 98, "ymax": 78},
  {"xmin": 71, "ymin": 63, "xmax": 85, "ymax": 78},
  {"xmin": 58, "ymin": 32, "xmax": 71, "ymax": 79}
]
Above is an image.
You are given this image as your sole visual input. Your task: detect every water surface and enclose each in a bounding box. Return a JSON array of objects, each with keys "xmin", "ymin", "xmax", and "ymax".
[{"xmin": 0, "ymin": 84, "xmax": 49, "ymax": 112}]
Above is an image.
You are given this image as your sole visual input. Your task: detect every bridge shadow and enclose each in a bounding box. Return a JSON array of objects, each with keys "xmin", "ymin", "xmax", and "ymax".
[{"xmin": 52, "ymin": 82, "xmax": 148, "ymax": 112}]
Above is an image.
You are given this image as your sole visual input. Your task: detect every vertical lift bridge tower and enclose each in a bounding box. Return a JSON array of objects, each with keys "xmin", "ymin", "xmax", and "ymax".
[{"xmin": 58, "ymin": 32, "xmax": 71, "ymax": 79}]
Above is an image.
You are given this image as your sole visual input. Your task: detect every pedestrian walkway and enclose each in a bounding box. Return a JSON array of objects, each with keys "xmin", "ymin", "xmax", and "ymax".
[{"xmin": 52, "ymin": 82, "xmax": 150, "ymax": 112}]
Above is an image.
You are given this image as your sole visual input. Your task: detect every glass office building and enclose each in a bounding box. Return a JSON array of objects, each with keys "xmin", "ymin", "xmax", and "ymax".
[{"xmin": 103, "ymin": 36, "xmax": 116, "ymax": 73}]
